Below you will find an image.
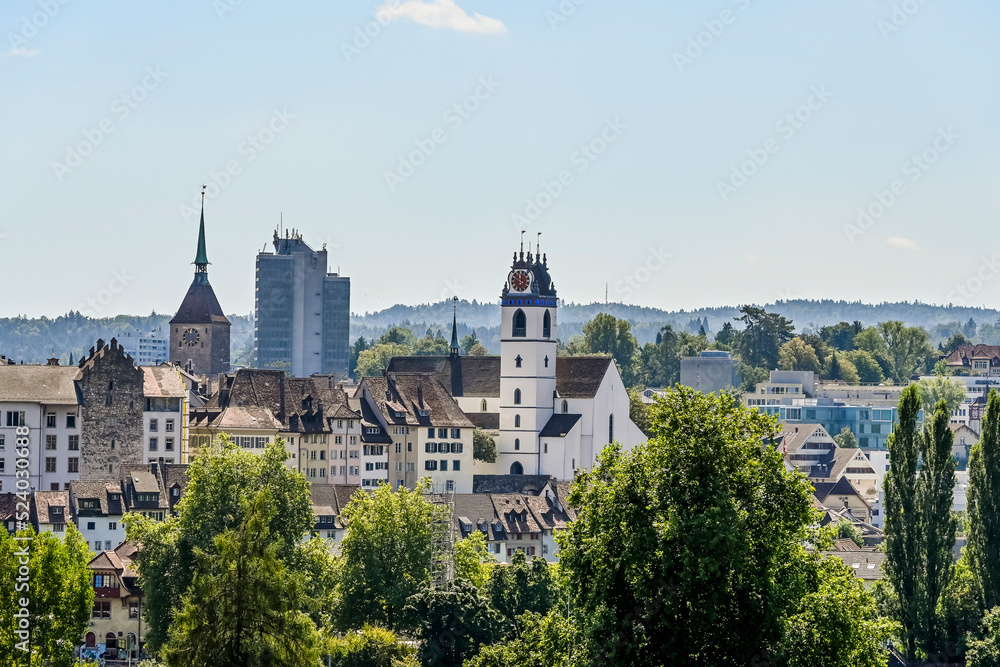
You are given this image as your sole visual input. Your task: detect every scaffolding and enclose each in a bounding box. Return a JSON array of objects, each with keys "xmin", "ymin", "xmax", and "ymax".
[{"xmin": 429, "ymin": 483, "xmax": 456, "ymax": 588}]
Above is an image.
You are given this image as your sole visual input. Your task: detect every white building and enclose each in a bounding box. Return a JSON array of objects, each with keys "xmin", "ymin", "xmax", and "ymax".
[
  {"xmin": 117, "ymin": 329, "xmax": 169, "ymax": 367},
  {"xmin": 142, "ymin": 366, "xmax": 189, "ymax": 465}
]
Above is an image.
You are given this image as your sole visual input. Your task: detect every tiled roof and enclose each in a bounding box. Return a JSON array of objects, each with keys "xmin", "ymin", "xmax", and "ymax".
[
  {"xmin": 472, "ymin": 474, "xmax": 554, "ymax": 495},
  {"xmin": 555, "ymin": 356, "xmax": 613, "ymax": 398},
  {"xmin": 491, "ymin": 494, "xmax": 542, "ymax": 534},
  {"xmin": 0, "ymin": 365, "xmax": 79, "ymax": 403},
  {"xmin": 777, "ymin": 423, "xmax": 830, "ymax": 453},
  {"xmin": 362, "ymin": 374, "xmax": 473, "ymax": 428},
  {"xmin": 214, "ymin": 405, "xmax": 283, "ymax": 430},
  {"xmin": 385, "ymin": 356, "xmax": 502, "ymax": 398},
  {"xmin": 467, "ymin": 412, "xmax": 500, "ymax": 430},
  {"xmin": 309, "ymin": 485, "xmax": 345, "ymax": 529},
  {"xmin": 142, "ymin": 366, "xmax": 187, "ymax": 397},
  {"xmin": 454, "ymin": 493, "xmax": 506, "ymax": 541},
  {"xmin": 0, "ymin": 493, "xmax": 18, "ymax": 523},
  {"xmin": 522, "ymin": 492, "xmax": 572, "ymax": 532},
  {"xmin": 813, "ymin": 477, "xmax": 873, "ymax": 510},
  {"xmin": 821, "ymin": 551, "xmax": 885, "ymax": 581},
  {"xmin": 33, "ymin": 490, "xmax": 70, "ymax": 524},
  {"xmin": 70, "ymin": 481, "xmax": 120, "ymax": 515},
  {"xmin": 539, "ymin": 413, "xmax": 582, "ymax": 438}
]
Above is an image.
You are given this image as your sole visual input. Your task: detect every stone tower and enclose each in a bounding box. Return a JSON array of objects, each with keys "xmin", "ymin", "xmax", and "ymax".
[
  {"xmin": 497, "ymin": 240, "xmax": 558, "ymax": 476},
  {"xmin": 77, "ymin": 338, "xmax": 145, "ymax": 479},
  {"xmin": 169, "ymin": 194, "xmax": 231, "ymax": 376}
]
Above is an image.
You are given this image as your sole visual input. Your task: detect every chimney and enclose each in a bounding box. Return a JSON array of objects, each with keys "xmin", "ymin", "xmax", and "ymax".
[
  {"xmin": 417, "ymin": 377, "xmax": 424, "ymax": 408},
  {"xmin": 218, "ymin": 373, "xmax": 230, "ymax": 405}
]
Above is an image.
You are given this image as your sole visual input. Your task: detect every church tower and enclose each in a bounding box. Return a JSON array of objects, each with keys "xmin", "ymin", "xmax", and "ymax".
[
  {"xmin": 497, "ymin": 237, "xmax": 558, "ymax": 476},
  {"xmin": 169, "ymin": 192, "xmax": 231, "ymax": 376}
]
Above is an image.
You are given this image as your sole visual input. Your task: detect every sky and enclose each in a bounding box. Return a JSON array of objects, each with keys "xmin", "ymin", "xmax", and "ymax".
[{"xmin": 2, "ymin": 0, "xmax": 998, "ymax": 318}]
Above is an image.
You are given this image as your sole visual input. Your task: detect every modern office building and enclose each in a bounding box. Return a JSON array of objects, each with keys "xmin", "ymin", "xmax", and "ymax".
[
  {"xmin": 755, "ymin": 401, "xmax": 921, "ymax": 451},
  {"xmin": 255, "ymin": 229, "xmax": 351, "ymax": 378},
  {"xmin": 117, "ymin": 329, "xmax": 168, "ymax": 366}
]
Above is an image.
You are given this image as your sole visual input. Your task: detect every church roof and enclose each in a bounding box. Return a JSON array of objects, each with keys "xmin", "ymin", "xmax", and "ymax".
[
  {"xmin": 169, "ymin": 281, "xmax": 230, "ymax": 325},
  {"xmin": 539, "ymin": 413, "xmax": 582, "ymax": 438},
  {"xmin": 556, "ymin": 357, "xmax": 614, "ymax": 398}
]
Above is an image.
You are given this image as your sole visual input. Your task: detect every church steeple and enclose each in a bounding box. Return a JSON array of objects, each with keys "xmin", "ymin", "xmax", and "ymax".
[
  {"xmin": 450, "ymin": 296, "xmax": 460, "ymax": 358},
  {"xmin": 193, "ymin": 186, "xmax": 210, "ymax": 285}
]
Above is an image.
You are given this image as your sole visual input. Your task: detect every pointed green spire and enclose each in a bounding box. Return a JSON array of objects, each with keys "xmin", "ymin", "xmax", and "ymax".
[
  {"xmin": 450, "ymin": 297, "xmax": 460, "ymax": 355},
  {"xmin": 193, "ymin": 188, "xmax": 210, "ymax": 284}
]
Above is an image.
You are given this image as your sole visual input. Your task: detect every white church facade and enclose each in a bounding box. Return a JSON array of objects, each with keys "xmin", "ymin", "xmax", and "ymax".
[{"xmin": 382, "ymin": 246, "xmax": 646, "ymax": 483}]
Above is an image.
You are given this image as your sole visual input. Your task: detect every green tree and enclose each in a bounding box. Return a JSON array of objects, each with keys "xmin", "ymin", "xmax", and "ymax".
[
  {"xmin": 460, "ymin": 330, "xmax": 479, "ymax": 354},
  {"xmin": 485, "ymin": 551, "xmax": 559, "ymax": 639},
  {"xmin": 733, "ymin": 305, "xmax": 795, "ymax": 369},
  {"xmin": 778, "ymin": 338, "xmax": 822, "ymax": 373},
  {"xmin": 835, "ymin": 518, "xmax": 864, "ymax": 548},
  {"xmin": 336, "ymin": 483, "xmax": 433, "ymax": 631},
  {"xmin": 378, "ymin": 326, "xmax": 417, "ymax": 347},
  {"xmin": 917, "ymin": 376, "xmax": 966, "ymax": 414},
  {"xmin": 406, "ymin": 579, "xmax": 499, "ymax": 667},
  {"xmin": 325, "ymin": 625, "xmax": 418, "ymax": 667},
  {"xmin": 883, "ymin": 385, "xmax": 923, "ymax": 659},
  {"xmin": 878, "ymin": 321, "xmax": 934, "ymax": 383},
  {"xmin": 350, "ymin": 336, "xmax": 371, "ymax": 378},
  {"xmin": 825, "ymin": 351, "xmax": 860, "ymax": 384},
  {"xmin": 844, "ymin": 350, "xmax": 885, "ymax": 384},
  {"xmin": 580, "ymin": 314, "xmax": 640, "ymax": 387},
  {"xmin": 467, "ymin": 342, "xmax": 489, "ymax": 356},
  {"xmin": 917, "ymin": 400, "xmax": 959, "ymax": 659},
  {"xmin": 557, "ymin": 387, "xmax": 816, "ymax": 665},
  {"xmin": 968, "ymin": 390, "xmax": 1000, "ymax": 610},
  {"xmin": 944, "ymin": 333, "xmax": 973, "ymax": 355},
  {"xmin": 938, "ymin": 553, "xmax": 983, "ymax": 661},
  {"xmin": 465, "ymin": 611, "xmax": 578, "ymax": 667},
  {"xmin": 965, "ymin": 318, "xmax": 978, "ymax": 339},
  {"xmin": 454, "ymin": 531, "xmax": 496, "ymax": 590},
  {"xmin": 0, "ymin": 525, "xmax": 93, "ymax": 667},
  {"xmin": 833, "ymin": 426, "xmax": 858, "ymax": 449},
  {"xmin": 161, "ymin": 491, "xmax": 321, "ymax": 667},
  {"xmin": 473, "ymin": 429, "xmax": 497, "ymax": 463},
  {"xmin": 628, "ymin": 388, "xmax": 652, "ymax": 437},
  {"xmin": 737, "ymin": 363, "xmax": 769, "ymax": 393},
  {"xmin": 715, "ymin": 321, "xmax": 736, "ymax": 347},
  {"xmin": 356, "ymin": 343, "xmax": 411, "ymax": 378},
  {"xmin": 967, "ymin": 606, "xmax": 1000, "ymax": 667},
  {"xmin": 819, "ymin": 321, "xmax": 859, "ymax": 351},
  {"xmin": 412, "ymin": 334, "xmax": 450, "ymax": 356},
  {"xmin": 777, "ymin": 557, "xmax": 895, "ymax": 667}
]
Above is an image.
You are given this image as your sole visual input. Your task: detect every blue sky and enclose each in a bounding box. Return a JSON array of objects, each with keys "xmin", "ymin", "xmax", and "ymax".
[{"xmin": 2, "ymin": 0, "xmax": 998, "ymax": 318}]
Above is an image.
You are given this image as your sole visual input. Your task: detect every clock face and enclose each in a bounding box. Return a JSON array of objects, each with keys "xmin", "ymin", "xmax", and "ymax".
[
  {"xmin": 510, "ymin": 270, "xmax": 531, "ymax": 292},
  {"xmin": 183, "ymin": 328, "xmax": 200, "ymax": 346}
]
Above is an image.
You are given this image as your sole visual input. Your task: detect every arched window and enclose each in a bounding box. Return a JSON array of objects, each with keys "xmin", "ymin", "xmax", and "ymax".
[
  {"xmin": 510, "ymin": 461, "xmax": 524, "ymax": 475},
  {"xmin": 106, "ymin": 633, "xmax": 118, "ymax": 649},
  {"xmin": 86, "ymin": 632, "xmax": 96, "ymax": 648},
  {"xmin": 562, "ymin": 400, "xmax": 568, "ymax": 414},
  {"xmin": 514, "ymin": 438, "xmax": 520, "ymax": 450},
  {"xmin": 544, "ymin": 355, "xmax": 549, "ymax": 368},
  {"xmin": 609, "ymin": 414, "xmax": 614, "ymax": 444},
  {"xmin": 515, "ymin": 355, "xmax": 522, "ymax": 368},
  {"xmin": 481, "ymin": 399, "xmax": 487, "ymax": 411},
  {"xmin": 513, "ymin": 309, "xmax": 526, "ymax": 337},
  {"xmin": 543, "ymin": 310, "xmax": 551, "ymax": 338},
  {"xmin": 515, "ymin": 414, "xmax": 521, "ymax": 428},
  {"xmin": 514, "ymin": 388, "xmax": 521, "ymax": 405}
]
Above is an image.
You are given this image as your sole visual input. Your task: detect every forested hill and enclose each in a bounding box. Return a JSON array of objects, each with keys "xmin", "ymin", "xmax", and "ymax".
[{"xmin": 3, "ymin": 300, "xmax": 998, "ymax": 363}]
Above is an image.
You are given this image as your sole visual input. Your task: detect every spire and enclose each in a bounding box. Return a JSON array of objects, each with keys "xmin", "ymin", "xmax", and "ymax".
[
  {"xmin": 193, "ymin": 185, "xmax": 210, "ymax": 284},
  {"xmin": 450, "ymin": 296, "xmax": 460, "ymax": 357}
]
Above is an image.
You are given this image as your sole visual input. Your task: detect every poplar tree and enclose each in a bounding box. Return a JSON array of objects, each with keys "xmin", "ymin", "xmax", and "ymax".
[
  {"xmin": 916, "ymin": 400, "xmax": 957, "ymax": 658},
  {"xmin": 883, "ymin": 384, "xmax": 923, "ymax": 660},
  {"xmin": 968, "ymin": 389, "xmax": 1000, "ymax": 609}
]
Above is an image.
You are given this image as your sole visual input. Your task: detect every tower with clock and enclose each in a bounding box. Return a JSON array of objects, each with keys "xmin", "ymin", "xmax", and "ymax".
[
  {"xmin": 497, "ymin": 240, "xmax": 558, "ymax": 476},
  {"xmin": 169, "ymin": 191, "xmax": 231, "ymax": 376}
]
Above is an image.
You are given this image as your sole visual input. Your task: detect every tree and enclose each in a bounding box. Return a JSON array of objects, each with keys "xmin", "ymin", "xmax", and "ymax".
[
  {"xmin": 405, "ymin": 580, "xmax": 500, "ymax": 667},
  {"xmin": 161, "ymin": 491, "xmax": 321, "ymax": 667},
  {"xmin": 628, "ymin": 388, "xmax": 652, "ymax": 437},
  {"xmin": 966, "ymin": 317, "xmax": 978, "ymax": 339},
  {"xmin": 335, "ymin": 483, "xmax": 433, "ymax": 631},
  {"xmin": 355, "ymin": 343, "xmax": 411, "ymax": 378},
  {"xmin": 833, "ymin": 426, "xmax": 857, "ymax": 449},
  {"xmin": 777, "ymin": 557, "xmax": 895, "ymax": 667},
  {"xmin": 460, "ymin": 330, "xmax": 479, "ymax": 354},
  {"xmin": 412, "ymin": 334, "xmax": 450, "ymax": 356},
  {"xmin": 917, "ymin": 376, "xmax": 966, "ymax": 414},
  {"xmin": 938, "ymin": 553, "xmax": 983, "ymax": 662},
  {"xmin": 485, "ymin": 551, "xmax": 559, "ymax": 639},
  {"xmin": 454, "ymin": 531, "xmax": 495, "ymax": 590},
  {"xmin": 737, "ymin": 363, "xmax": 769, "ymax": 393},
  {"xmin": 557, "ymin": 387, "xmax": 817, "ymax": 665},
  {"xmin": 917, "ymin": 400, "xmax": 958, "ymax": 659},
  {"xmin": 835, "ymin": 518, "xmax": 864, "ymax": 548},
  {"xmin": 126, "ymin": 436, "xmax": 314, "ymax": 653},
  {"xmin": 715, "ymin": 321, "xmax": 736, "ymax": 347},
  {"xmin": 967, "ymin": 606, "xmax": 1000, "ymax": 667},
  {"xmin": 819, "ymin": 321, "xmax": 859, "ymax": 351},
  {"xmin": 325, "ymin": 625, "xmax": 418, "ymax": 667},
  {"xmin": 580, "ymin": 314, "xmax": 640, "ymax": 387},
  {"xmin": 883, "ymin": 385, "xmax": 923, "ymax": 659},
  {"xmin": 733, "ymin": 305, "xmax": 795, "ymax": 369},
  {"xmin": 378, "ymin": 326, "xmax": 417, "ymax": 347},
  {"xmin": 468, "ymin": 342, "xmax": 489, "ymax": 356},
  {"xmin": 944, "ymin": 333, "xmax": 973, "ymax": 355},
  {"xmin": 779, "ymin": 338, "xmax": 822, "ymax": 373},
  {"xmin": 845, "ymin": 350, "xmax": 885, "ymax": 384},
  {"xmin": 878, "ymin": 321, "xmax": 934, "ymax": 383},
  {"xmin": 0, "ymin": 525, "xmax": 93, "ymax": 667},
  {"xmin": 465, "ymin": 611, "xmax": 578, "ymax": 667},
  {"xmin": 349, "ymin": 336, "xmax": 370, "ymax": 378},
  {"xmin": 825, "ymin": 351, "xmax": 859, "ymax": 384},
  {"xmin": 473, "ymin": 429, "xmax": 497, "ymax": 463},
  {"xmin": 968, "ymin": 390, "xmax": 1000, "ymax": 610}
]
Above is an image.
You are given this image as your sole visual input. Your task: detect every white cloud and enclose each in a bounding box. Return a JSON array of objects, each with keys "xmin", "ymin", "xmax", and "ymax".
[
  {"xmin": 6, "ymin": 47, "xmax": 41, "ymax": 58},
  {"xmin": 887, "ymin": 236, "xmax": 921, "ymax": 252},
  {"xmin": 377, "ymin": 0, "xmax": 506, "ymax": 34}
]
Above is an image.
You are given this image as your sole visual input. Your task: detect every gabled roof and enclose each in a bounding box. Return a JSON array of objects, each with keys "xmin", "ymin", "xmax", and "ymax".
[
  {"xmin": 0, "ymin": 365, "xmax": 79, "ymax": 404},
  {"xmin": 33, "ymin": 490, "xmax": 70, "ymax": 524},
  {"xmin": 453, "ymin": 493, "xmax": 506, "ymax": 541},
  {"xmin": 813, "ymin": 477, "xmax": 873, "ymax": 510},
  {"xmin": 472, "ymin": 474, "xmax": 554, "ymax": 495},
  {"xmin": 142, "ymin": 366, "xmax": 187, "ymax": 398},
  {"xmin": 945, "ymin": 344, "xmax": 1000, "ymax": 366},
  {"xmin": 386, "ymin": 356, "xmax": 502, "ymax": 398},
  {"xmin": 777, "ymin": 423, "xmax": 831, "ymax": 453},
  {"xmin": 556, "ymin": 356, "xmax": 614, "ymax": 398},
  {"xmin": 821, "ymin": 551, "xmax": 885, "ymax": 581},
  {"xmin": 491, "ymin": 494, "xmax": 543, "ymax": 534},
  {"xmin": 467, "ymin": 412, "xmax": 500, "ymax": 430},
  {"xmin": 361, "ymin": 374, "xmax": 473, "ymax": 428},
  {"xmin": 539, "ymin": 413, "xmax": 582, "ymax": 438}
]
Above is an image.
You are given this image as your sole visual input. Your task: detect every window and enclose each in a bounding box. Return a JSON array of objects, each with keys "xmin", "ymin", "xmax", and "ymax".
[
  {"xmin": 543, "ymin": 442, "xmax": 548, "ymax": 453},
  {"xmin": 6, "ymin": 411, "xmax": 25, "ymax": 427},
  {"xmin": 109, "ymin": 522, "xmax": 117, "ymax": 531},
  {"xmin": 481, "ymin": 399, "xmax": 487, "ymax": 411},
  {"xmin": 52, "ymin": 523, "xmax": 64, "ymax": 532},
  {"xmin": 0, "ymin": 435, "xmax": 4, "ymax": 450},
  {"xmin": 425, "ymin": 460, "xmax": 438, "ymax": 471},
  {"xmin": 425, "ymin": 442, "xmax": 436, "ymax": 453},
  {"xmin": 165, "ymin": 419, "xmax": 174, "ymax": 432},
  {"xmin": 310, "ymin": 450, "xmax": 317, "ymax": 460},
  {"xmin": 130, "ymin": 602, "xmax": 140, "ymax": 619},
  {"xmin": 319, "ymin": 451, "xmax": 326, "ymax": 460},
  {"xmin": 562, "ymin": 400, "xmax": 568, "ymax": 413},
  {"xmin": 87, "ymin": 521, "xmax": 96, "ymax": 530},
  {"xmin": 514, "ymin": 389, "xmax": 521, "ymax": 405},
  {"xmin": 149, "ymin": 418, "xmax": 158, "ymax": 432},
  {"xmin": 453, "ymin": 442, "xmax": 463, "ymax": 453},
  {"xmin": 438, "ymin": 428, "xmax": 447, "ymax": 438},
  {"xmin": 339, "ymin": 466, "xmax": 346, "ymax": 476},
  {"xmin": 68, "ymin": 457, "xmax": 79, "ymax": 473},
  {"xmin": 453, "ymin": 460, "xmax": 461, "ymax": 471},
  {"xmin": 395, "ymin": 443, "xmax": 401, "ymax": 453},
  {"xmin": 349, "ymin": 466, "xmax": 359, "ymax": 476},
  {"xmin": 510, "ymin": 461, "xmax": 524, "ymax": 475},
  {"xmin": 543, "ymin": 310, "xmax": 551, "ymax": 338},
  {"xmin": 440, "ymin": 460, "xmax": 448, "ymax": 471},
  {"xmin": 92, "ymin": 601, "xmax": 111, "ymax": 618},
  {"xmin": 0, "ymin": 460, "xmax": 4, "ymax": 472},
  {"xmin": 320, "ymin": 468, "xmax": 327, "ymax": 477},
  {"xmin": 513, "ymin": 309, "xmax": 526, "ymax": 337},
  {"xmin": 45, "ymin": 457, "xmax": 56, "ymax": 473},
  {"xmin": 149, "ymin": 438, "xmax": 158, "ymax": 451},
  {"xmin": 349, "ymin": 436, "xmax": 357, "ymax": 445},
  {"xmin": 45, "ymin": 435, "xmax": 56, "ymax": 450},
  {"xmin": 46, "ymin": 413, "xmax": 56, "ymax": 428},
  {"xmin": 515, "ymin": 414, "xmax": 521, "ymax": 428},
  {"xmin": 515, "ymin": 355, "xmax": 522, "ymax": 368},
  {"xmin": 68, "ymin": 435, "xmax": 79, "ymax": 450},
  {"xmin": 514, "ymin": 438, "xmax": 520, "ymax": 451},
  {"xmin": 66, "ymin": 414, "xmax": 75, "ymax": 428},
  {"xmin": 871, "ymin": 424, "xmax": 882, "ymax": 434},
  {"xmin": 349, "ymin": 450, "xmax": 359, "ymax": 459},
  {"xmin": 609, "ymin": 414, "xmax": 614, "ymax": 444}
]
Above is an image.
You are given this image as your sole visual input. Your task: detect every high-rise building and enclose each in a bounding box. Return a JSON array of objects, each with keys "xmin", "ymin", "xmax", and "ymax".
[
  {"xmin": 255, "ymin": 229, "xmax": 350, "ymax": 378},
  {"xmin": 169, "ymin": 197, "xmax": 231, "ymax": 376}
]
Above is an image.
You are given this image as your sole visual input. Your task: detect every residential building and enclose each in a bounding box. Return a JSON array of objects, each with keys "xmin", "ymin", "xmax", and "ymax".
[
  {"xmin": 255, "ymin": 228, "xmax": 351, "ymax": 378},
  {"xmin": 31, "ymin": 489, "xmax": 71, "ymax": 538},
  {"xmin": 944, "ymin": 344, "xmax": 1000, "ymax": 375},
  {"xmin": 822, "ymin": 551, "xmax": 885, "ymax": 590},
  {"xmin": 117, "ymin": 329, "xmax": 169, "ymax": 367},
  {"xmin": 812, "ymin": 477, "xmax": 873, "ymax": 524},
  {"xmin": 142, "ymin": 365, "xmax": 189, "ymax": 465},
  {"xmin": 81, "ymin": 542, "xmax": 144, "ymax": 663},
  {"xmin": 680, "ymin": 350, "xmax": 738, "ymax": 394},
  {"xmin": 754, "ymin": 400, "xmax": 920, "ymax": 451},
  {"xmin": 778, "ymin": 423, "xmax": 880, "ymax": 500},
  {"xmin": 71, "ymin": 480, "xmax": 126, "ymax": 552},
  {"xmin": 951, "ymin": 423, "xmax": 979, "ymax": 468},
  {"xmin": 169, "ymin": 198, "xmax": 231, "ymax": 376}
]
